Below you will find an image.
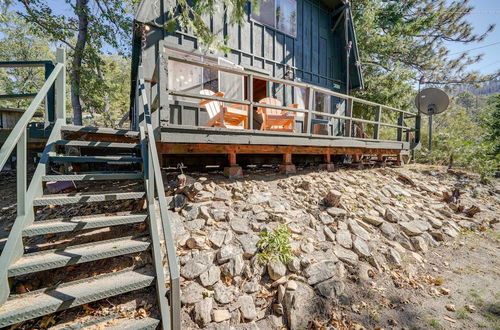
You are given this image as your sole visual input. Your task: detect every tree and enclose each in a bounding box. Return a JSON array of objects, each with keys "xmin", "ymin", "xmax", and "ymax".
[
  {"xmin": 16, "ymin": 0, "xmax": 137, "ymax": 125},
  {"xmin": 351, "ymin": 0, "xmax": 498, "ymax": 109}
]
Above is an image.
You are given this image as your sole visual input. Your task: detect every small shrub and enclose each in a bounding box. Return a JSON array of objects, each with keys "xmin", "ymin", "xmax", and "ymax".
[
  {"xmin": 427, "ymin": 319, "xmax": 443, "ymax": 329},
  {"xmin": 257, "ymin": 225, "xmax": 293, "ymax": 265}
]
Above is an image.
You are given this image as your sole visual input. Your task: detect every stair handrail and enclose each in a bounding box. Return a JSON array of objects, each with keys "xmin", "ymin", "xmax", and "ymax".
[
  {"xmin": 136, "ymin": 65, "xmax": 181, "ymax": 330},
  {"xmin": 0, "ymin": 48, "xmax": 66, "ymax": 304}
]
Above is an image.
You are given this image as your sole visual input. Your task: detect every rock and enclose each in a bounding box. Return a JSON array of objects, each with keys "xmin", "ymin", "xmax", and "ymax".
[
  {"xmin": 268, "ymin": 259, "xmax": 287, "ymax": 280},
  {"xmin": 194, "ymin": 297, "xmax": 212, "ymax": 326},
  {"xmin": 399, "ymin": 220, "xmax": 429, "ymax": 236},
  {"xmin": 184, "ymin": 204, "xmax": 200, "ymax": 220},
  {"xmin": 352, "ymin": 236, "xmax": 371, "ymax": 258},
  {"xmin": 238, "ymin": 295, "xmax": 257, "ymax": 320},
  {"xmin": 272, "ymin": 303, "xmax": 284, "ymax": 315},
  {"xmin": 284, "ymin": 281, "xmax": 326, "ymax": 330},
  {"xmin": 348, "ymin": 220, "xmax": 371, "ymax": 241},
  {"xmin": 324, "ymin": 226, "xmax": 336, "ymax": 242},
  {"xmin": 440, "ymin": 287, "xmax": 450, "ymax": 295},
  {"xmin": 199, "ymin": 205, "xmax": 211, "ymax": 220},
  {"xmin": 319, "ymin": 213, "xmax": 335, "ymax": 225},
  {"xmin": 181, "ymin": 252, "xmax": 214, "ymax": 280},
  {"xmin": 304, "ymin": 260, "xmax": 337, "ymax": 285},
  {"xmin": 430, "ymin": 230, "xmax": 445, "ymax": 241},
  {"xmin": 443, "ymin": 226, "xmax": 459, "ymax": 238},
  {"xmin": 465, "ymin": 304, "xmax": 476, "ymax": 312},
  {"xmin": 428, "ymin": 217, "xmax": 443, "ymax": 228},
  {"xmin": 212, "ymin": 309, "xmax": 231, "ymax": 322},
  {"xmin": 286, "ymin": 280, "xmax": 298, "ymax": 291},
  {"xmin": 446, "ymin": 304, "xmax": 456, "ymax": 312},
  {"xmin": 363, "ymin": 215, "xmax": 384, "ymax": 226},
  {"xmin": 380, "ymin": 222, "xmax": 397, "ymax": 240},
  {"xmin": 170, "ymin": 194, "xmax": 187, "ymax": 211},
  {"xmin": 237, "ymin": 233, "xmax": 260, "ymax": 258},
  {"xmin": 181, "ymin": 282, "xmax": 205, "ymax": 305},
  {"xmin": 315, "ymin": 278, "xmax": 345, "ymax": 298},
  {"xmin": 221, "ymin": 254, "xmax": 244, "ymax": 277},
  {"xmin": 384, "ymin": 208, "xmax": 401, "ymax": 223},
  {"xmin": 242, "ymin": 279, "xmax": 261, "ymax": 293},
  {"xmin": 230, "ymin": 217, "xmax": 250, "ymax": 234},
  {"xmin": 213, "ymin": 282, "xmax": 234, "ymax": 304},
  {"xmin": 194, "ymin": 191, "xmax": 214, "ymax": 202},
  {"xmin": 333, "ymin": 246, "xmax": 359, "ymax": 266},
  {"xmin": 185, "ymin": 219, "xmax": 205, "ymax": 231},
  {"xmin": 326, "ymin": 207, "xmax": 347, "ymax": 218},
  {"xmin": 411, "ymin": 236, "xmax": 429, "ymax": 252},
  {"xmin": 217, "ymin": 244, "xmax": 243, "ymax": 263},
  {"xmin": 385, "ymin": 247, "xmax": 402, "ymax": 266},
  {"xmin": 200, "ymin": 265, "xmax": 221, "ymax": 287},
  {"xmin": 214, "ymin": 189, "xmax": 231, "ymax": 201},
  {"xmin": 324, "ymin": 189, "xmax": 342, "ymax": 207},
  {"xmin": 186, "ymin": 235, "xmax": 206, "ymax": 249},
  {"xmin": 287, "ymin": 257, "xmax": 301, "ymax": 273},
  {"xmin": 208, "ymin": 230, "xmax": 226, "ymax": 248},
  {"xmin": 336, "ymin": 229, "xmax": 352, "ymax": 249}
]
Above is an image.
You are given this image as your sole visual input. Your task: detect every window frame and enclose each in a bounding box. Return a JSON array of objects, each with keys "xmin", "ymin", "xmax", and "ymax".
[{"xmin": 250, "ymin": 0, "xmax": 297, "ymax": 38}]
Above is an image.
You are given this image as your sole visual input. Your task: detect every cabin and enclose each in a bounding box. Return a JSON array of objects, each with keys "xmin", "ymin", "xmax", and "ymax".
[{"xmin": 130, "ymin": 0, "xmax": 419, "ymax": 176}]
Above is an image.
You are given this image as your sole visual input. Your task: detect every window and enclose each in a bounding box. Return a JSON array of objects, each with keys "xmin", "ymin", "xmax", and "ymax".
[{"xmin": 252, "ymin": 0, "xmax": 297, "ymax": 37}]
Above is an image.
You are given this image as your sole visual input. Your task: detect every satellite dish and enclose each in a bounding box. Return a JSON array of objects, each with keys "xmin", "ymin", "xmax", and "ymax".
[
  {"xmin": 415, "ymin": 88, "xmax": 449, "ymax": 115},
  {"xmin": 414, "ymin": 87, "xmax": 449, "ymax": 151}
]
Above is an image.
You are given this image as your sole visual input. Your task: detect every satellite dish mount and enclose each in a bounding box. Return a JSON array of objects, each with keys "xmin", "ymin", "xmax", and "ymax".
[{"xmin": 415, "ymin": 88, "xmax": 449, "ymax": 151}]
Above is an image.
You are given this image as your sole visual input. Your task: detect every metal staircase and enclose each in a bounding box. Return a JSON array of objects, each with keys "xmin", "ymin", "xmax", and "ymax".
[{"xmin": 0, "ymin": 49, "xmax": 180, "ymax": 329}]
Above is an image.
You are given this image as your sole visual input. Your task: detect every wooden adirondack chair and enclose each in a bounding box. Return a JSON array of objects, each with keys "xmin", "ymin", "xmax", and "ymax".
[
  {"xmin": 257, "ymin": 97, "xmax": 298, "ymax": 132},
  {"xmin": 199, "ymin": 89, "xmax": 248, "ymax": 129}
]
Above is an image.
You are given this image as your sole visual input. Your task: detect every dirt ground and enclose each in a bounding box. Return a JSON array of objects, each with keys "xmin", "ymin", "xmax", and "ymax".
[{"xmin": 0, "ymin": 165, "xmax": 498, "ymax": 330}]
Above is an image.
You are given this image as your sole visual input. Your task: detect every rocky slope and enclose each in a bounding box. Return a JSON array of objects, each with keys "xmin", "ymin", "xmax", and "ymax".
[{"xmin": 164, "ymin": 165, "xmax": 499, "ymax": 329}]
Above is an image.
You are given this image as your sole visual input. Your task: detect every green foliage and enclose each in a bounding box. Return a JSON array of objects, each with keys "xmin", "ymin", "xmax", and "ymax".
[{"xmin": 257, "ymin": 225, "xmax": 293, "ymax": 265}]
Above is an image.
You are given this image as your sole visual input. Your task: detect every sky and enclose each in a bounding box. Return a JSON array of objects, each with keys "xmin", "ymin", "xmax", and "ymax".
[
  {"xmin": 8, "ymin": 0, "xmax": 500, "ymax": 76},
  {"xmin": 445, "ymin": 0, "xmax": 500, "ymax": 75}
]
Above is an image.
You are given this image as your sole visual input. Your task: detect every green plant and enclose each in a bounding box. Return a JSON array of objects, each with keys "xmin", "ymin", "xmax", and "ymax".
[
  {"xmin": 427, "ymin": 319, "xmax": 443, "ymax": 329},
  {"xmin": 257, "ymin": 225, "xmax": 293, "ymax": 265},
  {"xmin": 456, "ymin": 307, "xmax": 471, "ymax": 320}
]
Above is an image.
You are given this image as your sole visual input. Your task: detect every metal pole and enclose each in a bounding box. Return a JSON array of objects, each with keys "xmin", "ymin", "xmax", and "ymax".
[{"xmin": 428, "ymin": 112, "xmax": 433, "ymax": 151}]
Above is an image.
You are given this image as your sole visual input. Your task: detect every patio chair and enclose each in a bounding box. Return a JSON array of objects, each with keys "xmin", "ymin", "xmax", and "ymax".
[
  {"xmin": 257, "ymin": 97, "xmax": 298, "ymax": 132},
  {"xmin": 199, "ymin": 89, "xmax": 248, "ymax": 129}
]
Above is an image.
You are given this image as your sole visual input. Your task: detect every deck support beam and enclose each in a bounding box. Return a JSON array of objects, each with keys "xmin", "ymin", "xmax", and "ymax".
[
  {"xmin": 319, "ymin": 153, "xmax": 335, "ymax": 171},
  {"xmin": 223, "ymin": 152, "xmax": 243, "ymax": 179},
  {"xmin": 279, "ymin": 153, "xmax": 296, "ymax": 174}
]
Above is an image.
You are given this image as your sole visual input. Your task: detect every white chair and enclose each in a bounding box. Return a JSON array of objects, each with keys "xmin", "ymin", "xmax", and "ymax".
[{"xmin": 199, "ymin": 89, "xmax": 248, "ymax": 129}]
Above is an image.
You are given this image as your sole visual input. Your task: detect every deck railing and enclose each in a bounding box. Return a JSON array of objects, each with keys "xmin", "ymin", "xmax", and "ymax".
[
  {"xmin": 136, "ymin": 66, "xmax": 181, "ymax": 329},
  {"xmin": 162, "ymin": 54, "xmax": 420, "ymax": 145}
]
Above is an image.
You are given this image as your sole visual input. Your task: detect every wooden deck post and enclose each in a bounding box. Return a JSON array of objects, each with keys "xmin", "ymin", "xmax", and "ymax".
[
  {"xmin": 344, "ymin": 98, "xmax": 353, "ymax": 137},
  {"xmin": 223, "ymin": 152, "xmax": 243, "ymax": 179},
  {"xmin": 279, "ymin": 152, "xmax": 296, "ymax": 174},
  {"xmin": 319, "ymin": 153, "xmax": 334, "ymax": 171}
]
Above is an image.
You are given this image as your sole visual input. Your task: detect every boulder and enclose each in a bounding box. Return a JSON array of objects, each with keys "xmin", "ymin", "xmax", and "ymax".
[
  {"xmin": 230, "ymin": 217, "xmax": 250, "ymax": 234},
  {"xmin": 194, "ymin": 297, "xmax": 212, "ymax": 326},
  {"xmin": 268, "ymin": 259, "xmax": 287, "ymax": 280},
  {"xmin": 385, "ymin": 208, "xmax": 401, "ymax": 223},
  {"xmin": 348, "ymin": 220, "xmax": 371, "ymax": 241},
  {"xmin": 181, "ymin": 251, "xmax": 214, "ymax": 280},
  {"xmin": 213, "ymin": 282, "xmax": 234, "ymax": 304},
  {"xmin": 363, "ymin": 215, "xmax": 384, "ymax": 226},
  {"xmin": 217, "ymin": 244, "xmax": 243, "ymax": 263},
  {"xmin": 200, "ymin": 265, "xmax": 221, "ymax": 287},
  {"xmin": 284, "ymin": 281, "xmax": 326, "ymax": 330},
  {"xmin": 380, "ymin": 222, "xmax": 397, "ymax": 240},
  {"xmin": 336, "ymin": 229, "xmax": 352, "ymax": 249},
  {"xmin": 400, "ymin": 220, "xmax": 429, "ymax": 236},
  {"xmin": 352, "ymin": 236, "xmax": 371, "ymax": 258},
  {"xmin": 238, "ymin": 295, "xmax": 257, "ymax": 320},
  {"xmin": 326, "ymin": 207, "xmax": 347, "ymax": 218},
  {"xmin": 237, "ymin": 233, "xmax": 260, "ymax": 258},
  {"xmin": 181, "ymin": 282, "xmax": 205, "ymax": 305},
  {"xmin": 315, "ymin": 279, "xmax": 345, "ymax": 299},
  {"xmin": 304, "ymin": 260, "xmax": 337, "ymax": 285},
  {"xmin": 333, "ymin": 246, "xmax": 359, "ymax": 266}
]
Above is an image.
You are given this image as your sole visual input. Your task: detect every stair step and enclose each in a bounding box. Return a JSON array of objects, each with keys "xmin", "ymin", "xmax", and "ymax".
[
  {"xmin": 33, "ymin": 191, "xmax": 146, "ymax": 206},
  {"xmin": 42, "ymin": 172, "xmax": 143, "ymax": 181},
  {"xmin": 61, "ymin": 125, "xmax": 140, "ymax": 137},
  {"xmin": 99, "ymin": 317, "xmax": 160, "ymax": 330},
  {"xmin": 23, "ymin": 213, "xmax": 148, "ymax": 236},
  {"xmin": 0, "ymin": 268, "xmax": 154, "ymax": 328},
  {"xmin": 8, "ymin": 236, "xmax": 150, "ymax": 277},
  {"xmin": 61, "ymin": 312, "xmax": 159, "ymax": 330},
  {"xmin": 55, "ymin": 140, "xmax": 141, "ymax": 149},
  {"xmin": 49, "ymin": 155, "xmax": 143, "ymax": 163}
]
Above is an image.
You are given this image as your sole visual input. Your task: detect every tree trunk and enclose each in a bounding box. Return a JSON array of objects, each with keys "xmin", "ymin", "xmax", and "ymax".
[{"xmin": 71, "ymin": 0, "xmax": 89, "ymax": 126}]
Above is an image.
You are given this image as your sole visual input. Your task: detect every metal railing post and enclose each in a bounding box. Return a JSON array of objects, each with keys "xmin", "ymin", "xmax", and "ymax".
[
  {"xmin": 374, "ymin": 105, "xmax": 381, "ymax": 140},
  {"xmin": 306, "ymin": 87, "xmax": 313, "ymax": 134},
  {"xmin": 55, "ymin": 48, "xmax": 66, "ymax": 122},
  {"xmin": 397, "ymin": 111, "xmax": 404, "ymax": 141},
  {"xmin": 16, "ymin": 131, "xmax": 26, "ymax": 216},
  {"xmin": 345, "ymin": 98, "xmax": 353, "ymax": 137},
  {"xmin": 247, "ymin": 74, "xmax": 253, "ymax": 130}
]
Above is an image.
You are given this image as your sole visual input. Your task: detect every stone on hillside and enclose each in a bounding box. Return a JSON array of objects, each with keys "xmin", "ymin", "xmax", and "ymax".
[
  {"xmin": 411, "ymin": 236, "xmax": 428, "ymax": 252},
  {"xmin": 284, "ymin": 281, "xmax": 325, "ymax": 330},
  {"xmin": 208, "ymin": 230, "xmax": 226, "ymax": 248},
  {"xmin": 430, "ymin": 230, "xmax": 445, "ymax": 241},
  {"xmin": 221, "ymin": 254, "xmax": 244, "ymax": 277},
  {"xmin": 211, "ymin": 209, "xmax": 226, "ymax": 221},
  {"xmin": 199, "ymin": 205, "xmax": 211, "ymax": 220},
  {"xmin": 238, "ymin": 295, "xmax": 257, "ymax": 320},
  {"xmin": 363, "ymin": 215, "xmax": 384, "ymax": 226},
  {"xmin": 213, "ymin": 282, "xmax": 234, "ymax": 304},
  {"xmin": 214, "ymin": 189, "xmax": 231, "ymax": 201},
  {"xmin": 185, "ymin": 219, "xmax": 205, "ymax": 232},
  {"xmin": 200, "ymin": 265, "xmax": 221, "ymax": 287},
  {"xmin": 315, "ymin": 278, "xmax": 345, "ymax": 299},
  {"xmin": 385, "ymin": 208, "xmax": 401, "ymax": 223},
  {"xmin": 348, "ymin": 220, "xmax": 371, "ymax": 241},
  {"xmin": 333, "ymin": 246, "xmax": 359, "ymax": 266},
  {"xmin": 186, "ymin": 235, "xmax": 206, "ymax": 250},
  {"xmin": 304, "ymin": 260, "xmax": 337, "ymax": 285},
  {"xmin": 184, "ymin": 205, "xmax": 200, "ymax": 220},
  {"xmin": 400, "ymin": 220, "xmax": 429, "ymax": 236},
  {"xmin": 324, "ymin": 189, "xmax": 342, "ymax": 207},
  {"xmin": 170, "ymin": 194, "xmax": 187, "ymax": 211},
  {"xmin": 385, "ymin": 247, "xmax": 402, "ymax": 266},
  {"xmin": 217, "ymin": 244, "xmax": 243, "ymax": 263},
  {"xmin": 230, "ymin": 217, "xmax": 250, "ymax": 234},
  {"xmin": 269, "ymin": 199, "xmax": 287, "ymax": 213},
  {"xmin": 194, "ymin": 191, "xmax": 214, "ymax": 202},
  {"xmin": 286, "ymin": 280, "xmax": 298, "ymax": 291},
  {"xmin": 319, "ymin": 213, "xmax": 335, "ymax": 225},
  {"xmin": 352, "ymin": 236, "xmax": 371, "ymax": 258},
  {"xmin": 336, "ymin": 229, "xmax": 352, "ymax": 249},
  {"xmin": 181, "ymin": 252, "xmax": 214, "ymax": 280},
  {"xmin": 268, "ymin": 259, "xmax": 287, "ymax": 280},
  {"xmin": 326, "ymin": 207, "xmax": 347, "ymax": 218},
  {"xmin": 443, "ymin": 226, "xmax": 459, "ymax": 238},
  {"xmin": 380, "ymin": 222, "xmax": 397, "ymax": 240},
  {"xmin": 237, "ymin": 233, "xmax": 260, "ymax": 258},
  {"xmin": 421, "ymin": 231, "xmax": 440, "ymax": 247},
  {"xmin": 324, "ymin": 226, "xmax": 336, "ymax": 242},
  {"xmin": 287, "ymin": 257, "xmax": 301, "ymax": 273},
  {"xmin": 212, "ymin": 309, "xmax": 231, "ymax": 323},
  {"xmin": 194, "ymin": 297, "xmax": 213, "ymax": 326},
  {"xmin": 181, "ymin": 282, "xmax": 205, "ymax": 305}
]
